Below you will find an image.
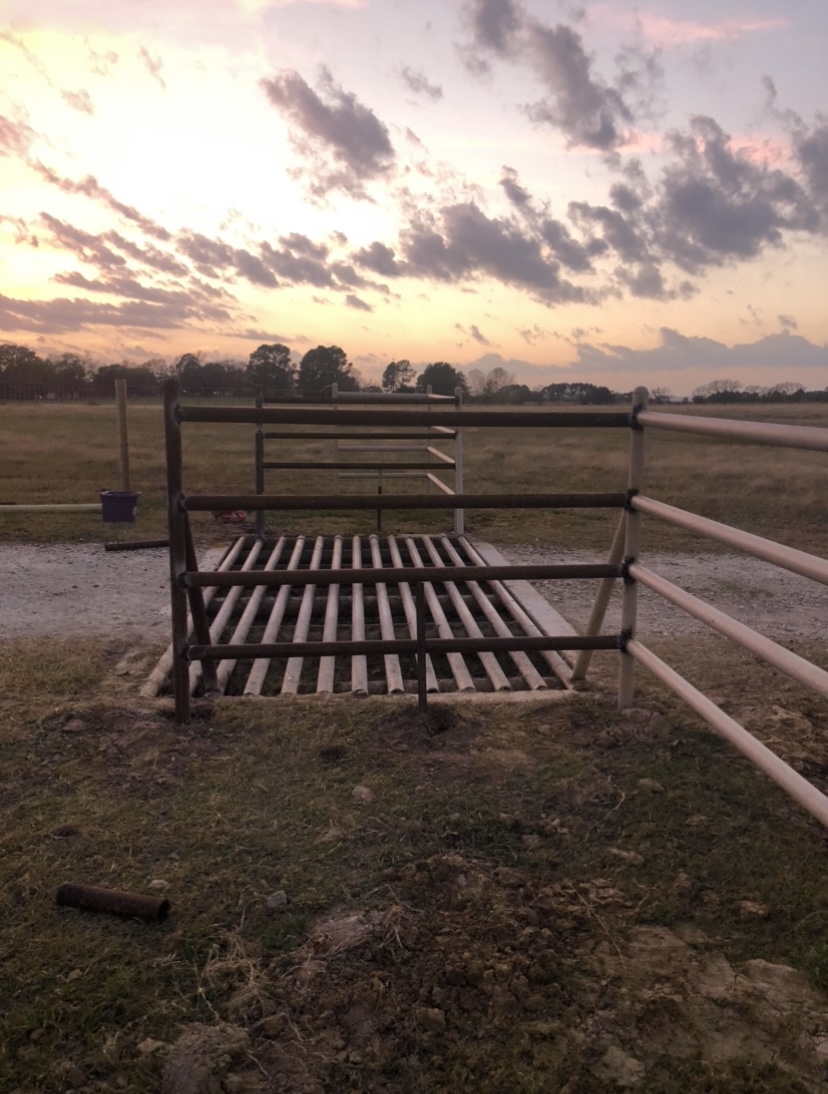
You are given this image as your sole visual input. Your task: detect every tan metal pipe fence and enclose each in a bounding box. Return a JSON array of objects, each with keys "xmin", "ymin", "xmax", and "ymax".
[
  {"xmin": 254, "ymin": 386, "xmax": 465, "ymax": 536},
  {"xmin": 162, "ymin": 379, "xmax": 828, "ymax": 828}
]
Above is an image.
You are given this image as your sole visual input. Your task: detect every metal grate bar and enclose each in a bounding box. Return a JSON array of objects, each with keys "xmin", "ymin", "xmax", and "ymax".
[
  {"xmin": 438, "ymin": 536, "xmax": 547, "ymax": 691},
  {"xmin": 244, "ymin": 536, "xmax": 305, "ymax": 695},
  {"xmin": 282, "ymin": 537, "xmax": 325, "ymax": 695},
  {"xmin": 421, "ymin": 536, "xmax": 511, "ymax": 692},
  {"xmin": 405, "ymin": 536, "xmax": 476, "ymax": 693},
  {"xmin": 370, "ymin": 534, "xmax": 405, "ymax": 695},
  {"xmin": 317, "ymin": 536, "xmax": 343, "ymax": 694},
  {"xmin": 215, "ymin": 536, "xmax": 287, "ymax": 693}
]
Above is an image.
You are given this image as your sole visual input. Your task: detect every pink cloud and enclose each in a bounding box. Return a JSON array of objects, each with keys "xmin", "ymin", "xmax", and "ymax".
[{"xmin": 588, "ymin": 7, "xmax": 790, "ymax": 48}]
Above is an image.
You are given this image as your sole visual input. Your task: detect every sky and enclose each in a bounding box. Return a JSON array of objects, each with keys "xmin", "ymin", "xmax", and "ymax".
[{"xmin": 1, "ymin": 0, "xmax": 826, "ymax": 395}]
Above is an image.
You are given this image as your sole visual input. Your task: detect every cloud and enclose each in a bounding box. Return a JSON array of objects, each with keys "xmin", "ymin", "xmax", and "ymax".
[
  {"xmin": 400, "ymin": 66, "xmax": 442, "ymax": 101},
  {"xmin": 260, "ymin": 66, "xmax": 395, "ymax": 197},
  {"xmin": 778, "ymin": 314, "xmax": 798, "ymax": 331},
  {"xmin": 138, "ymin": 45, "xmax": 167, "ymax": 90},
  {"xmin": 177, "ymin": 230, "xmax": 277, "ymax": 287},
  {"xmin": 345, "ymin": 293, "xmax": 372, "ymax": 312},
  {"xmin": 260, "ymin": 239, "xmax": 334, "ymax": 288},
  {"xmin": 574, "ymin": 328, "xmax": 828, "ymax": 375},
  {"xmin": 656, "ymin": 116, "xmax": 819, "ymax": 270},
  {"xmin": 795, "ymin": 122, "xmax": 828, "ymax": 215},
  {"xmin": 469, "ymin": 323, "xmax": 490, "ymax": 345},
  {"xmin": 0, "ymin": 113, "xmax": 35, "ymax": 156},
  {"xmin": 524, "ymin": 22, "xmax": 632, "ymax": 151},
  {"xmin": 400, "ymin": 201, "xmax": 592, "ymax": 303},
  {"xmin": 32, "ymin": 162, "xmax": 172, "ymax": 241},
  {"xmin": 351, "ymin": 241, "xmax": 401, "ymax": 277},
  {"xmin": 463, "ymin": 0, "xmax": 522, "ymax": 58},
  {"xmin": 60, "ymin": 88, "xmax": 94, "ymax": 114},
  {"xmin": 0, "ymin": 291, "xmax": 211, "ymax": 335},
  {"xmin": 634, "ymin": 13, "xmax": 790, "ymax": 48}
]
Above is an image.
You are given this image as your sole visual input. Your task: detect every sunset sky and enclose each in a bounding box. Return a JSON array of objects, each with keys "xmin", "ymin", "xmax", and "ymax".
[{"xmin": 1, "ymin": 0, "xmax": 826, "ymax": 394}]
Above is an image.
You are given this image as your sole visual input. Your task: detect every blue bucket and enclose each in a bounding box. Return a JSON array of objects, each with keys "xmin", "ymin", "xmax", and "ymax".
[{"xmin": 100, "ymin": 490, "xmax": 141, "ymax": 523}]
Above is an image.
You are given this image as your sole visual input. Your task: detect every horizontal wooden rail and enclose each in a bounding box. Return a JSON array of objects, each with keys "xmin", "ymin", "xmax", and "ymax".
[
  {"xmin": 186, "ymin": 491, "xmax": 627, "ymax": 512},
  {"xmin": 628, "ymin": 639, "xmax": 828, "ymax": 827},
  {"xmin": 637, "ymin": 410, "xmax": 828, "ymax": 452},
  {"xmin": 632, "ymin": 495, "xmax": 828, "ymax": 585},
  {"xmin": 630, "ymin": 563, "xmax": 828, "ymax": 700},
  {"xmin": 188, "ymin": 633, "xmax": 620, "ymax": 661},
  {"xmin": 181, "ymin": 562, "xmax": 623, "ymax": 589},
  {"xmin": 180, "ymin": 406, "xmax": 632, "ymax": 428}
]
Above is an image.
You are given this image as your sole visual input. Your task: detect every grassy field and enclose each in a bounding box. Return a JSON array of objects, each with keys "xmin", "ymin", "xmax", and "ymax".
[
  {"xmin": 3, "ymin": 398, "xmax": 828, "ymax": 551},
  {"xmin": 4, "ymin": 398, "xmax": 828, "ymax": 1090},
  {"xmin": 3, "ymin": 640, "xmax": 828, "ymax": 1090}
]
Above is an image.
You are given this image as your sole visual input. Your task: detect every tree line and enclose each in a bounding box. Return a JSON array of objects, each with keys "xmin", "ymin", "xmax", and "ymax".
[{"xmin": 2, "ymin": 340, "xmax": 824, "ymax": 405}]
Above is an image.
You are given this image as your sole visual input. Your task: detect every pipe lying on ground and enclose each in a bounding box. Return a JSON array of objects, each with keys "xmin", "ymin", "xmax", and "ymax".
[
  {"xmin": 104, "ymin": 538, "xmax": 169, "ymax": 552},
  {"xmin": 56, "ymin": 882, "xmax": 170, "ymax": 922}
]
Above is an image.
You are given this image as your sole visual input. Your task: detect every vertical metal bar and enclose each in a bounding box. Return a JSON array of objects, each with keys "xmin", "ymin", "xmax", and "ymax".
[
  {"xmin": 619, "ymin": 386, "xmax": 649, "ymax": 709},
  {"xmin": 438, "ymin": 536, "xmax": 547, "ymax": 690},
  {"xmin": 215, "ymin": 536, "xmax": 286, "ymax": 692},
  {"xmin": 255, "ymin": 389, "xmax": 265, "ymax": 538},
  {"xmin": 422, "ymin": 536, "xmax": 510, "ymax": 690},
  {"xmin": 190, "ymin": 538, "xmax": 264, "ymax": 692},
  {"xmin": 369, "ymin": 534, "xmax": 404, "ymax": 694},
  {"xmin": 140, "ymin": 537, "xmax": 247, "ymax": 698},
  {"xmin": 405, "ymin": 536, "xmax": 475, "ymax": 692},
  {"xmin": 453, "ymin": 387, "xmax": 464, "ymax": 535},
  {"xmin": 416, "ymin": 580, "xmax": 427, "ymax": 714},
  {"xmin": 351, "ymin": 535, "xmax": 369, "ymax": 696},
  {"xmin": 388, "ymin": 536, "xmax": 440, "ymax": 693},
  {"xmin": 163, "ymin": 378, "xmax": 190, "ymax": 723},
  {"xmin": 115, "ymin": 378, "xmax": 130, "ymax": 490},
  {"xmin": 184, "ymin": 519, "xmax": 219, "ymax": 694},
  {"xmin": 282, "ymin": 537, "xmax": 324, "ymax": 694},
  {"xmin": 571, "ymin": 513, "xmax": 626, "ymax": 683},
  {"xmin": 377, "ymin": 473, "xmax": 383, "ymax": 533},
  {"xmin": 244, "ymin": 536, "xmax": 305, "ymax": 695},
  {"xmin": 332, "ymin": 381, "xmax": 339, "ymax": 496},
  {"xmin": 317, "ymin": 535, "xmax": 343, "ymax": 693},
  {"xmin": 459, "ymin": 536, "xmax": 572, "ymax": 686}
]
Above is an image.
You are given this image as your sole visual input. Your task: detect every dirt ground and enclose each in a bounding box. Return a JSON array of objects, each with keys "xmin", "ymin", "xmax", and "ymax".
[{"xmin": 2, "ymin": 541, "xmax": 825, "ymax": 643}]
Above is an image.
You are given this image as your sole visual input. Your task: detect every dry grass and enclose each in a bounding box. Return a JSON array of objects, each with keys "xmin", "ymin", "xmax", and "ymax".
[
  {"xmin": 4, "ymin": 399, "xmax": 828, "ymax": 550},
  {"xmin": 3, "ymin": 639, "xmax": 828, "ymax": 1090}
]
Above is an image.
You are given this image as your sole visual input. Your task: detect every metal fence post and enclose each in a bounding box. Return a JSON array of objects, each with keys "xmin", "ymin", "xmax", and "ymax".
[
  {"xmin": 619, "ymin": 386, "xmax": 649, "ymax": 708},
  {"xmin": 454, "ymin": 386, "xmax": 465, "ymax": 535},
  {"xmin": 255, "ymin": 389, "xmax": 265, "ymax": 538},
  {"xmin": 164, "ymin": 378, "xmax": 190, "ymax": 723}
]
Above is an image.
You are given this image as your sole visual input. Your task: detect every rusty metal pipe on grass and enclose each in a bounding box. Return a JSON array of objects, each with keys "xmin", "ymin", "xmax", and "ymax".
[{"xmin": 56, "ymin": 883, "xmax": 170, "ymax": 922}]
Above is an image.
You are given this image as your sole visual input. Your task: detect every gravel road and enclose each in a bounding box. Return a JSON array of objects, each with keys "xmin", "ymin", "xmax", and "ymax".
[{"xmin": 1, "ymin": 543, "xmax": 824, "ymax": 642}]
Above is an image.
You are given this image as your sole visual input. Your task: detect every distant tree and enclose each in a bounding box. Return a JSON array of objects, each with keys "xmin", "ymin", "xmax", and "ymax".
[
  {"xmin": 649, "ymin": 386, "xmax": 672, "ymax": 404},
  {"xmin": 49, "ymin": 352, "xmax": 88, "ymax": 385},
  {"xmin": 381, "ymin": 359, "xmax": 416, "ymax": 392},
  {"xmin": 499, "ymin": 383, "xmax": 533, "ymax": 404},
  {"xmin": 482, "ymin": 366, "xmax": 515, "ymax": 400},
  {"xmin": 298, "ymin": 345, "xmax": 359, "ymax": 395},
  {"xmin": 693, "ymin": 379, "xmax": 743, "ymax": 402},
  {"xmin": 95, "ymin": 363, "xmax": 158, "ymax": 392},
  {"xmin": 415, "ymin": 362, "xmax": 467, "ymax": 396},
  {"xmin": 246, "ymin": 343, "xmax": 295, "ymax": 394},
  {"xmin": 0, "ymin": 343, "xmax": 51, "ymax": 384},
  {"xmin": 465, "ymin": 368, "xmax": 486, "ymax": 398},
  {"xmin": 769, "ymin": 381, "xmax": 805, "ymax": 398},
  {"xmin": 540, "ymin": 381, "xmax": 614, "ymax": 405}
]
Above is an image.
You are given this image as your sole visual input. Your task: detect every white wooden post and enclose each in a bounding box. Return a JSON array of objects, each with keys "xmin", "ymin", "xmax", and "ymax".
[{"xmin": 618, "ymin": 386, "xmax": 648, "ymax": 708}]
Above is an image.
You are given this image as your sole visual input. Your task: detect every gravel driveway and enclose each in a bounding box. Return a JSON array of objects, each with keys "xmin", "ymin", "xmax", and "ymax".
[{"xmin": 1, "ymin": 542, "xmax": 825, "ymax": 643}]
